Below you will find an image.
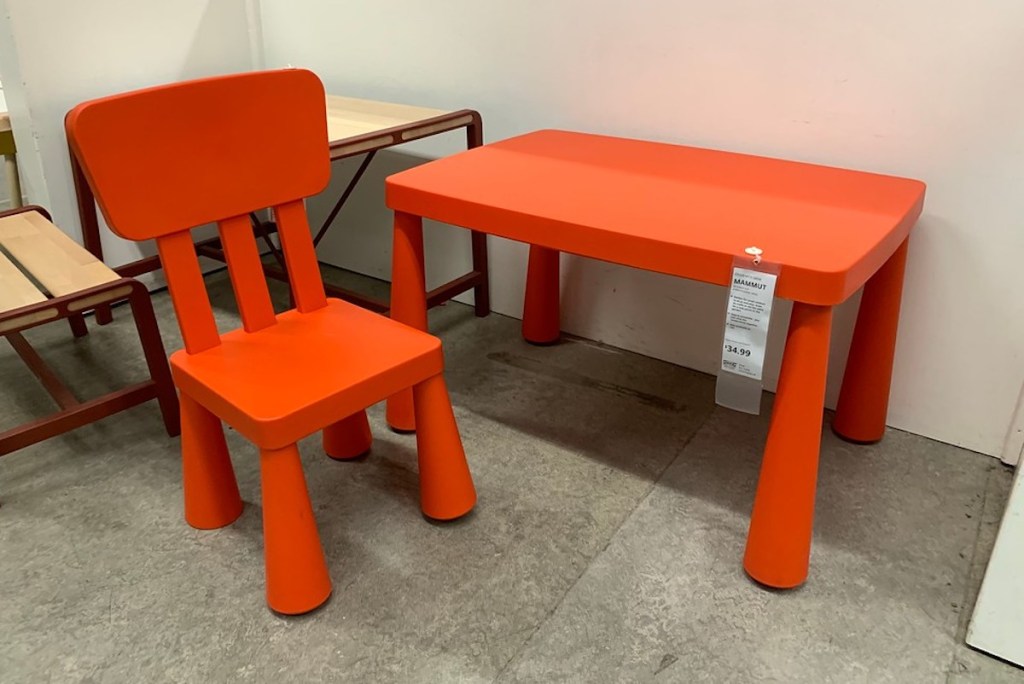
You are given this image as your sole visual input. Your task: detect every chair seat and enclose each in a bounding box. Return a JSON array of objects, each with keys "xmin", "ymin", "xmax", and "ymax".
[{"xmin": 170, "ymin": 298, "xmax": 443, "ymax": 449}]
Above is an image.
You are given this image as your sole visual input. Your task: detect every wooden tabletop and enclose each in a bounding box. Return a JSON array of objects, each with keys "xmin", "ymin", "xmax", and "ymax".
[
  {"xmin": 326, "ymin": 96, "xmax": 449, "ymax": 142},
  {"xmin": 385, "ymin": 130, "xmax": 926, "ymax": 305},
  {"xmin": 324, "ymin": 96, "xmax": 474, "ymax": 160}
]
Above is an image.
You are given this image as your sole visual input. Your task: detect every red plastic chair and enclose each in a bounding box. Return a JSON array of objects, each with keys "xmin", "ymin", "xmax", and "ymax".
[{"xmin": 66, "ymin": 69, "xmax": 476, "ymax": 615}]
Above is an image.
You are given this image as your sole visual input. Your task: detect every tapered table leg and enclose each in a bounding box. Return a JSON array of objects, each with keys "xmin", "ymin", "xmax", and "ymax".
[{"xmin": 744, "ymin": 302, "xmax": 833, "ymax": 588}]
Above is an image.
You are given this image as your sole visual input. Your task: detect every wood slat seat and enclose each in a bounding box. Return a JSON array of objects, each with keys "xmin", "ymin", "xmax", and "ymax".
[
  {"xmin": 0, "ymin": 210, "xmax": 119, "ymax": 299},
  {"xmin": 0, "ymin": 249, "xmax": 46, "ymax": 313}
]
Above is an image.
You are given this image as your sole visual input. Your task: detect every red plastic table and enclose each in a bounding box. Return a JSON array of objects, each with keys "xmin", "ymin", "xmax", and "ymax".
[{"xmin": 384, "ymin": 129, "xmax": 926, "ymax": 588}]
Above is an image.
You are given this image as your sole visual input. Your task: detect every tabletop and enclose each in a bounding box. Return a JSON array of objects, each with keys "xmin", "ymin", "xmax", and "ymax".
[
  {"xmin": 325, "ymin": 95, "xmax": 451, "ymax": 143},
  {"xmin": 324, "ymin": 96, "xmax": 475, "ymax": 162},
  {"xmin": 385, "ymin": 129, "xmax": 926, "ymax": 304}
]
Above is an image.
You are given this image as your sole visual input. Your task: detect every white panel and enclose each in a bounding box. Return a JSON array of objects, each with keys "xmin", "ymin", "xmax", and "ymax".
[{"xmin": 968, "ymin": 463, "xmax": 1024, "ymax": 665}]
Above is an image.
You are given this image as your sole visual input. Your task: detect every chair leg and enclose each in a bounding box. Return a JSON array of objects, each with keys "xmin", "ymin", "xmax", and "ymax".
[
  {"xmin": 68, "ymin": 313, "xmax": 88, "ymax": 338},
  {"xmin": 833, "ymin": 239, "xmax": 909, "ymax": 443},
  {"xmin": 180, "ymin": 393, "xmax": 242, "ymax": 530},
  {"xmin": 323, "ymin": 410, "xmax": 372, "ymax": 460},
  {"xmin": 412, "ymin": 374, "xmax": 476, "ymax": 520},
  {"xmin": 260, "ymin": 443, "xmax": 332, "ymax": 615},
  {"xmin": 522, "ymin": 245, "xmax": 560, "ymax": 344},
  {"xmin": 743, "ymin": 303, "xmax": 832, "ymax": 589}
]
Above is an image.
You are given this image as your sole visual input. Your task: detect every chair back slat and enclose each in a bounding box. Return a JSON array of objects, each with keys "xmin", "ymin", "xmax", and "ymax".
[
  {"xmin": 156, "ymin": 232, "xmax": 220, "ymax": 354},
  {"xmin": 219, "ymin": 214, "xmax": 277, "ymax": 332},
  {"xmin": 274, "ymin": 200, "xmax": 327, "ymax": 313}
]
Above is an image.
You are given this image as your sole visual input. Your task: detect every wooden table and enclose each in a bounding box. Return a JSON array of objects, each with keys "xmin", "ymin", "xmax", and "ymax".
[
  {"xmin": 384, "ymin": 129, "xmax": 926, "ymax": 589},
  {"xmin": 70, "ymin": 94, "xmax": 490, "ymax": 319}
]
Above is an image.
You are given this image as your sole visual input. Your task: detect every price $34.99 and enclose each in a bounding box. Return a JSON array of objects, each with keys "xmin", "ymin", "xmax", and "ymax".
[{"xmin": 724, "ymin": 344, "xmax": 751, "ymax": 357}]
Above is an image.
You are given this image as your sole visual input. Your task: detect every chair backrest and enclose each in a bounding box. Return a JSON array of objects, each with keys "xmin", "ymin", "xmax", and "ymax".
[{"xmin": 66, "ymin": 69, "xmax": 332, "ymax": 354}]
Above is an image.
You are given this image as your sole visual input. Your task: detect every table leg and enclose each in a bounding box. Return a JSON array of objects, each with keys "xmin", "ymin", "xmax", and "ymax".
[
  {"xmin": 833, "ymin": 239, "xmax": 909, "ymax": 443},
  {"xmin": 522, "ymin": 245, "xmax": 560, "ymax": 344},
  {"xmin": 68, "ymin": 314, "xmax": 89, "ymax": 338},
  {"xmin": 94, "ymin": 306, "xmax": 114, "ymax": 325},
  {"xmin": 4, "ymin": 154, "xmax": 22, "ymax": 209},
  {"xmin": 744, "ymin": 302, "xmax": 832, "ymax": 588},
  {"xmin": 386, "ymin": 211, "xmax": 428, "ymax": 433},
  {"xmin": 471, "ymin": 231, "xmax": 490, "ymax": 317},
  {"xmin": 466, "ymin": 116, "xmax": 491, "ymax": 319},
  {"xmin": 69, "ymin": 150, "xmax": 114, "ymax": 326}
]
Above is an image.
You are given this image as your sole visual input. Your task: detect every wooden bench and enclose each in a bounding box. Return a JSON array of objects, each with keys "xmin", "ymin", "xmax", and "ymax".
[{"xmin": 0, "ymin": 206, "xmax": 179, "ymax": 456}]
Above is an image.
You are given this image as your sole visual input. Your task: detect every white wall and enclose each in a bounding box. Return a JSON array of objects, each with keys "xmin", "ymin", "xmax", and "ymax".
[
  {"xmin": 261, "ymin": 0, "xmax": 1024, "ymax": 459},
  {"xmin": 0, "ymin": 0, "xmax": 258, "ymax": 267}
]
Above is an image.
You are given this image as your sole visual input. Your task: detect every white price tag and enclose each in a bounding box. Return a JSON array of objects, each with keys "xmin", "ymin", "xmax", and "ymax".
[{"xmin": 720, "ymin": 267, "xmax": 777, "ymax": 381}]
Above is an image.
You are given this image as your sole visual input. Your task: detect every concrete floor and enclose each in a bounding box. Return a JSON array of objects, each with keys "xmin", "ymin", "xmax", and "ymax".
[{"xmin": 0, "ymin": 269, "xmax": 1021, "ymax": 683}]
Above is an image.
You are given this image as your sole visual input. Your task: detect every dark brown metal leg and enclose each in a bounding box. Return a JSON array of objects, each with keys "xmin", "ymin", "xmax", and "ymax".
[
  {"xmin": 127, "ymin": 282, "xmax": 180, "ymax": 437},
  {"xmin": 70, "ymin": 147, "xmax": 101, "ymax": 260},
  {"xmin": 250, "ymin": 212, "xmax": 292, "ymax": 306},
  {"xmin": 68, "ymin": 313, "xmax": 89, "ymax": 338},
  {"xmin": 251, "ymin": 212, "xmax": 285, "ymax": 268},
  {"xmin": 466, "ymin": 115, "xmax": 491, "ymax": 317},
  {"xmin": 70, "ymin": 148, "xmax": 116, "ymax": 326},
  {"xmin": 471, "ymin": 231, "xmax": 490, "ymax": 317},
  {"xmin": 313, "ymin": 151, "xmax": 377, "ymax": 247},
  {"xmin": 94, "ymin": 305, "xmax": 113, "ymax": 325},
  {"xmin": 0, "ymin": 383, "xmax": 157, "ymax": 456},
  {"xmin": 6, "ymin": 333, "xmax": 78, "ymax": 409}
]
